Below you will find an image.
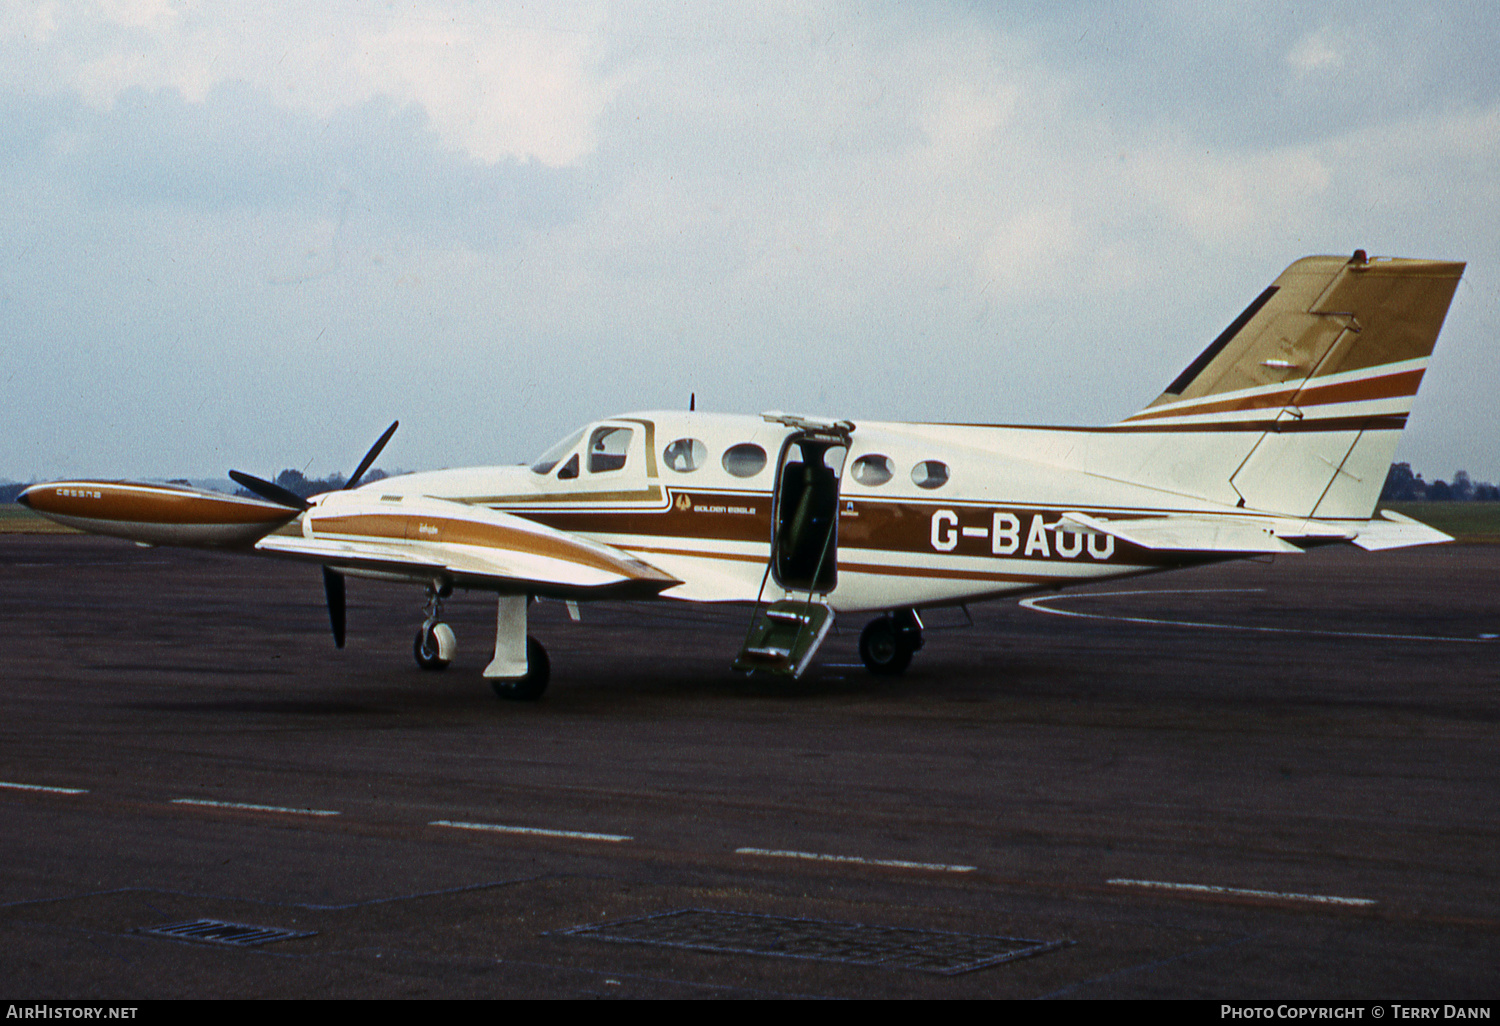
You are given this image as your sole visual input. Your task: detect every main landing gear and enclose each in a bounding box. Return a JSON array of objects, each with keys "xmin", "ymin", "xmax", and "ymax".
[
  {"xmin": 412, "ymin": 585, "xmax": 550, "ymax": 701},
  {"xmin": 489, "ymin": 636, "xmax": 549, "ymax": 702},
  {"xmin": 858, "ymin": 609, "xmax": 924, "ymax": 676}
]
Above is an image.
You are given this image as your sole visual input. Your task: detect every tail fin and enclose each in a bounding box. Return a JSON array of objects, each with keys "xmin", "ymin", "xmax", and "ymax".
[{"xmin": 1119, "ymin": 252, "xmax": 1464, "ymax": 518}]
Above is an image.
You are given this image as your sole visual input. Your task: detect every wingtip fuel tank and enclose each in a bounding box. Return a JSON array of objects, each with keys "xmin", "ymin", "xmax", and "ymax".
[{"xmin": 18, "ymin": 480, "xmax": 300, "ymax": 548}]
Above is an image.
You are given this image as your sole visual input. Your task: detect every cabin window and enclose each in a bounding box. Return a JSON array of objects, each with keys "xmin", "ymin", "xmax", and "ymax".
[
  {"xmin": 850, "ymin": 454, "xmax": 894, "ymax": 487},
  {"xmin": 530, "ymin": 428, "xmax": 584, "ymax": 474},
  {"xmin": 588, "ymin": 426, "xmax": 633, "ymax": 474},
  {"xmin": 722, "ymin": 442, "xmax": 768, "ymax": 478},
  {"xmin": 557, "ymin": 453, "xmax": 579, "ymax": 480},
  {"xmin": 663, "ymin": 438, "xmax": 708, "ymax": 473},
  {"xmin": 911, "ymin": 460, "xmax": 949, "ymax": 490}
]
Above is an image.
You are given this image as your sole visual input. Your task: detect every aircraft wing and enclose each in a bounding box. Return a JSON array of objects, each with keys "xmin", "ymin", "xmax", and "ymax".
[
  {"xmin": 1060, "ymin": 512, "xmax": 1354, "ymax": 554},
  {"xmin": 20, "ymin": 479, "xmax": 679, "ymax": 599},
  {"xmin": 257, "ymin": 492, "xmax": 681, "ymax": 600}
]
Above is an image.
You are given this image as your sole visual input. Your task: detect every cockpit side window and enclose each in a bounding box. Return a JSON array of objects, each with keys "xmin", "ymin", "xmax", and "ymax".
[
  {"xmin": 530, "ymin": 428, "xmax": 584, "ymax": 475},
  {"xmin": 588, "ymin": 426, "xmax": 633, "ymax": 474}
]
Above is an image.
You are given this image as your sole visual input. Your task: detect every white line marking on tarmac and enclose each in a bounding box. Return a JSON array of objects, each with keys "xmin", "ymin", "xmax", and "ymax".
[
  {"xmin": 736, "ymin": 847, "xmax": 976, "ymax": 873},
  {"xmin": 171, "ymin": 799, "xmax": 340, "ymax": 817},
  {"xmin": 1021, "ymin": 588, "xmax": 1497, "ymax": 643},
  {"xmin": 430, "ymin": 820, "xmax": 632, "ymax": 843},
  {"xmin": 0, "ymin": 781, "xmax": 88, "ymax": 794},
  {"xmin": 1108, "ymin": 878, "xmax": 1376, "ymax": 907}
]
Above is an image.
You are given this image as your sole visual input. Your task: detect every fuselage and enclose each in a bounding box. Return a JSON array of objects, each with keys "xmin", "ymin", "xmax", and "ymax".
[{"xmin": 368, "ymin": 410, "xmax": 1240, "ymax": 613}]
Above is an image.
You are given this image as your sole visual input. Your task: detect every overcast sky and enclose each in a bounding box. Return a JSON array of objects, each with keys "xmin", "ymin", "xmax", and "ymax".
[{"xmin": 4, "ymin": 1, "xmax": 1498, "ymax": 483}]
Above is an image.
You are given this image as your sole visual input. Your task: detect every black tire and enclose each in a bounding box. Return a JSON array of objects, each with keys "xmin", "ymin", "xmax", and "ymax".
[
  {"xmin": 491, "ymin": 636, "xmax": 550, "ymax": 701},
  {"xmin": 859, "ymin": 617, "xmax": 912, "ymax": 676},
  {"xmin": 414, "ymin": 625, "xmax": 450, "ymax": 671}
]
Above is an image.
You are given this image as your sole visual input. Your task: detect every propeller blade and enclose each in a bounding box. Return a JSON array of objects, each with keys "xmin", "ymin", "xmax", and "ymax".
[
  {"xmin": 346, "ymin": 420, "xmax": 399, "ymax": 491},
  {"xmin": 229, "ymin": 470, "xmax": 311, "ymax": 510},
  {"xmin": 323, "ymin": 566, "xmax": 346, "ymax": 649}
]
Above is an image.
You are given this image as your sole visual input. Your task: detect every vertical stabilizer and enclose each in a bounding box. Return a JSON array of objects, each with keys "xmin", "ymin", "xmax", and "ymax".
[{"xmin": 1119, "ymin": 253, "xmax": 1464, "ymax": 518}]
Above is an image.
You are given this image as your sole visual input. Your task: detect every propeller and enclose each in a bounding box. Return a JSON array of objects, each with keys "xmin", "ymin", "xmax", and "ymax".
[
  {"xmin": 228, "ymin": 470, "xmax": 310, "ymax": 510},
  {"xmin": 229, "ymin": 421, "xmax": 399, "ymax": 649},
  {"xmin": 323, "ymin": 566, "xmax": 346, "ymax": 648}
]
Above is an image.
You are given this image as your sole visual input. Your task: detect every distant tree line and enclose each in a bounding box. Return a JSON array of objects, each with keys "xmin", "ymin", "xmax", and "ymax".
[
  {"xmin": 1380, "ymin": 463, "xmax": 1500, "ymax": 502},
  {"xmin": 233, "ymin": 467, "xmax": 389, "ymax": 500}
]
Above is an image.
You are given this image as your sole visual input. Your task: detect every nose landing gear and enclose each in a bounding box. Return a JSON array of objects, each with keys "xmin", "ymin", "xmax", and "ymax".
[
  {"xmin": 414, "ymin": 581, "xmax": 456, "ymax": 671},
  {"xmin": 858, "ymin": 609, "xmax": 924, "ymax": 676}
]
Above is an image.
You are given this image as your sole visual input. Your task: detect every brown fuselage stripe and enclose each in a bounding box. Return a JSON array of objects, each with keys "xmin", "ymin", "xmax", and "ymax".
[
  {"xmin": 837, "ymin": 562, "xmax": 1068, "ymax": 584},
  {"xmin": 457, "ymin": 486, "xmax": 664, "ymax": 505},
  {"xmin": 1122, "ymin": 368, "xmax": 1424, "ymax": 422},
  {"xmin": 549, "ymin": 496, "xmax": 1197, "ymax": 569},
  {"xmin": 627, "ymin": 545, "xmax": 765, "ymax": 563},
  {"xmin": 625, "ymin": 546, "xmax": 1120, "ymax": 586},
  {"xmin": 930, "ymin": 415, "xmax": 1407, "ymax": 433}
]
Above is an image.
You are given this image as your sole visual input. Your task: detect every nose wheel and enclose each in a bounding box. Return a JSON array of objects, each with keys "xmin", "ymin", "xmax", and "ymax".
[
  {"xmin": 414, "ymin": 581, "xmax": 456, "ymax": 671},
  {"xmin": 414, "ymin": 623, "xmax": 456, "ymax": 670}
]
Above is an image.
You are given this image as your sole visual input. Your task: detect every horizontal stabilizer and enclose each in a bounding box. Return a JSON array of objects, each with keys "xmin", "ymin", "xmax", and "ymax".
[
  {"xmin": 1350, "ymin": 510, "xmax": 1453, "ymax": 551},
  {"xmin": 1061, "ymin": 511, "xmax": 1354, "ymax": 554}
]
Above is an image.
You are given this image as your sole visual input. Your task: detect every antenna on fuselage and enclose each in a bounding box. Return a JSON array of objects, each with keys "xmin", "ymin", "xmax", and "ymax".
[{"xmin": 690, "ymin": 392, "xmax": 695, "ymax": 412}]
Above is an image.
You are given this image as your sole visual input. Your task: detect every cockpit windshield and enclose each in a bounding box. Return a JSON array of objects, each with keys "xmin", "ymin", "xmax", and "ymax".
[{"xmin": 529, "ymin": 428, "xmax": 584, "ymax": 475}]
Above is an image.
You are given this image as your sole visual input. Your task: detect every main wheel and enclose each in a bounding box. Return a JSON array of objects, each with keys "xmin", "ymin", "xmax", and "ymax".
[
  {"xmin": 491, "ymin": 636, "xmax": 550, "ymax": 701},
  {"xmin": 414, "ymin": 622, "xmax": 455, "ymax": 671},
  {"xmin": 859, "ymin": 617, "xmax": 913, "ymax": 676}
]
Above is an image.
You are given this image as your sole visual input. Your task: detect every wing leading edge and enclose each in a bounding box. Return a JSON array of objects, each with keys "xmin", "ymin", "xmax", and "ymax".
[{"xmin": 258, "ymin": 491, "xmax": 681, "ymax": 600}]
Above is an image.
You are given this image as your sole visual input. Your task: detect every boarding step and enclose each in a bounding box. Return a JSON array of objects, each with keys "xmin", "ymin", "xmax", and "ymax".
[{"xmin": 732, "ymin": 599, "xmax": 834, "ymax": 679}]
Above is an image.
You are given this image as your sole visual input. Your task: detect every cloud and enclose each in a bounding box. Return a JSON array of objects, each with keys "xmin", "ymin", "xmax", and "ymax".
[
  {"xmin": 1286, "ymin": 29, "xmax": 1345, "ymax": 74},
  {"xmin": 2, "ymin": 3, "xmax": 1500, "ymax": 480},
  {"xmin": 0, "ymin": 80, "xmax": 589, "ymax": 250},
  {"xmin": 0, "ymin": 0, "xmax": 616, "ymax": 166}
]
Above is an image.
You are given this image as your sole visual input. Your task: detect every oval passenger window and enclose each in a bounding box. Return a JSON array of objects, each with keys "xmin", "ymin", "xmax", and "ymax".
[
  {"xmin": 722, "ymin": 443, "xmax": 768, "ymax": 478},
  {"xmin": 911, "ymin": 460, "xmax": 949, "ymax": 489},
  {"xmin": 663, "ymin": 438, "xmax": 708, "ymax": 473},
  {"xmin": 850, "ymin": 454, "xmax": 894, "ymax": 487}
]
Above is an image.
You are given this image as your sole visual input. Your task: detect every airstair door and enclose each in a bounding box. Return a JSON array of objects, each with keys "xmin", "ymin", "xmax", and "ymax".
[
  {"xmin": 732, "ymin": 417, "xmax": 851, "ymax": 678},
  {"xmin": 771, "ymin": 430, "xmax": 848, "ymax": 594}
]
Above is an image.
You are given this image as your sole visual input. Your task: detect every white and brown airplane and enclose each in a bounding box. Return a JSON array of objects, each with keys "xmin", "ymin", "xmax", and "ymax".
[{"xmin": 19, "ymin": 251, "xmax": 1464, "ymax": 699}]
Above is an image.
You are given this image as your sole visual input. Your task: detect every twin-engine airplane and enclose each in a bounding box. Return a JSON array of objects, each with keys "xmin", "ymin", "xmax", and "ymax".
[{"xmin": 20, "ymin": 252, "xmax": 1463, "ymax": 699}]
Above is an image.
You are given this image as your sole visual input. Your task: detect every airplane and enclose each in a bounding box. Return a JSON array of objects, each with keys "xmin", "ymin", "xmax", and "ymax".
[{"xmin": 18, "ymin": 251, "xmax": 1464, "ymax": 700}]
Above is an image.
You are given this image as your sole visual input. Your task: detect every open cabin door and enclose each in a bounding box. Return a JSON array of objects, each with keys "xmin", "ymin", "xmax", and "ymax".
[{"xmin": 733, "ymin": 415, "xmax": 852, "ymax": 678}]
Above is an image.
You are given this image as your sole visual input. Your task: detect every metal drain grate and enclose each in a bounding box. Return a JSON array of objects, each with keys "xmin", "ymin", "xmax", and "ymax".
[
  {"xmin": 557, "ymin": 909, "xmax": 1070, "ymax": 975},
  {"xmin": 141, "ymin": 919, "xmax": 316, "ymax": 947}
]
